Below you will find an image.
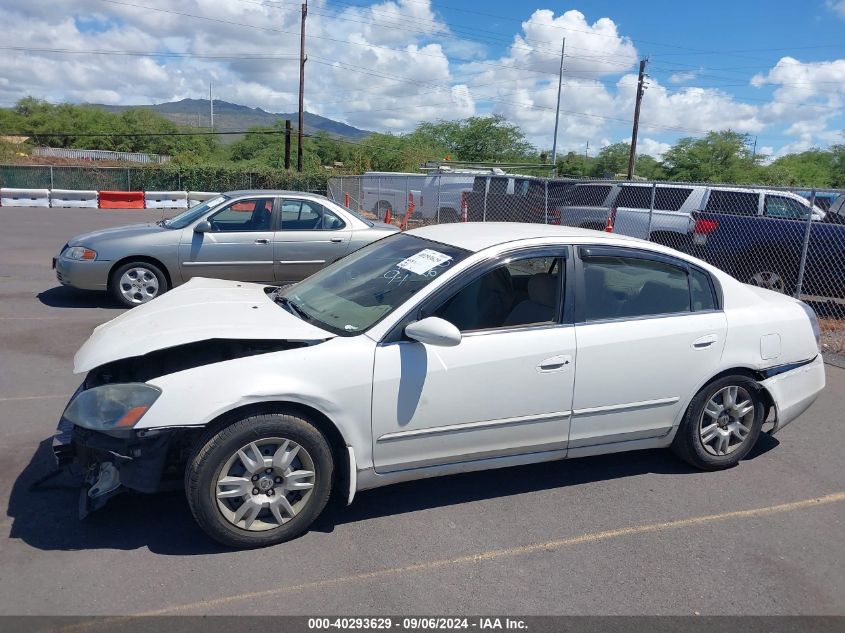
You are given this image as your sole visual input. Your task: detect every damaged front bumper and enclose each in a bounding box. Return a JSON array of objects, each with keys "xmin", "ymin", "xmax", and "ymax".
[{"xmin": 53, "ymin": 412, "xmax": 188, "ymax": 518}]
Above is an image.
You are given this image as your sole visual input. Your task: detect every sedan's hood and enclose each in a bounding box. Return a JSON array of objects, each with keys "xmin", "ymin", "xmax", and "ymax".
[
  {"xmin": 68, "ymin": 223, "xmax": 168, "ymax": 246},
  {"xmin": 74, "ymin": 277, "xmax": 335, "ymax": 373}
]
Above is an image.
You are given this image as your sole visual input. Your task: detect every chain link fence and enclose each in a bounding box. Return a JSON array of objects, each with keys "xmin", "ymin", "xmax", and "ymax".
[
  {"xmin": 0, "ymin": 164, "xmax": 330, "ymax": 195},
  {"xmin": 329, "ymin": 174, "xmax": 845, "ymax": 310}
]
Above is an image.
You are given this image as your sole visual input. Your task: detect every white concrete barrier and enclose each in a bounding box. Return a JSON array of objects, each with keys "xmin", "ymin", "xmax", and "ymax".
[
  {"xmin": 187, "ymin": 191, "xmax": 221, "ymax": 207},
  {"xmin": 1, "ymin": 188, "xmax": 51, "ymax": 207},
  {"xmin": 50, "ymin": 189, "xmax": 99, "ymax": 208},
  {"xmin": 145, "ymin": 190, "xmax": 188, "ymax": 209}
]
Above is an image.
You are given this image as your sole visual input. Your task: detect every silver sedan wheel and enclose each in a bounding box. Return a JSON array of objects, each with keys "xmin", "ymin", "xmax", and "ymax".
[
  {"xmin": 118, "ymin": 266, "xmax": 160, "ymax": 304},
  {"xmin": 215, "ymin": 437, "xmax": 316, "ymax": 531},
  {"xmin": 698, "ymin": 385, "xmax": 755, "ymax": 456},
  {"xmin": 748, "ymin": 270, "xmax": 785, "ymax": 294}
]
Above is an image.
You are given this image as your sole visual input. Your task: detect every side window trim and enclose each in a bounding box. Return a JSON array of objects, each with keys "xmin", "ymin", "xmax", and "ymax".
[
  {"xmin": 574, "ymin": 245, "xmax": 722, "ymax": 324},
  {"xmin": 379, "ymin": 246, "xmax": 573, "ymax": 345}
]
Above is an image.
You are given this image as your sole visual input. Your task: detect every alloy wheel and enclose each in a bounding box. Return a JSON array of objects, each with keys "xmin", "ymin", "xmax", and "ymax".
[
  {"xmin": 118, "ymin": 266, "xmax": 160, "ymax": 304},
  {"xmin": 698, "ymin": 385, "xmax": 756, "ymax": 456},
  {"xmin": 215, "ymin": 437, "xmax": 316, "ymax": 531}
]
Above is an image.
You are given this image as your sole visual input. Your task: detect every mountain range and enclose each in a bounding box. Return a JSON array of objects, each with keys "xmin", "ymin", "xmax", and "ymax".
[{"xmin": 91, "ymin": 98, "xmax": 372, "ymax": 142}]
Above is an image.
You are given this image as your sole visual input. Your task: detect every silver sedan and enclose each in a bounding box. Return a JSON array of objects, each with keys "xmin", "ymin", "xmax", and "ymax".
[{"xmin": 53, "ymin": 191, "xmax": 399, "ymax": 307}]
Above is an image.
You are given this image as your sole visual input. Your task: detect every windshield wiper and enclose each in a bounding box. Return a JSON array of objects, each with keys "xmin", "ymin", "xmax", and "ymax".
[
  {"xmin": 155, "ymin": 219, "xmax": 168, "ymax": 227},
  {"xmin": 275, "ymin": 295, "xmax": 311, "ymax": 322}
]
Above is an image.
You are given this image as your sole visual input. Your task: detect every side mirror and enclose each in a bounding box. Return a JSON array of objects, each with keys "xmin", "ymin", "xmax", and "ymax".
[
  {"xmin": 405, "ymin": 317, "xmax": 461, "ymax": 347},
  {"xmin": 194, "ymin": 220, "xmax": 211, "ymax": 233}
]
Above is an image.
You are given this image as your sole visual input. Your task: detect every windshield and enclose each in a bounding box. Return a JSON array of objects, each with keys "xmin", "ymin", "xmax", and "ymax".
[
  {"xmin": 165, "ymin": 195, "xmax": 229, "ymax": 229},
  {"xmin": 280, "ymin": 233, "xmax": 469, "ymax": 335}
]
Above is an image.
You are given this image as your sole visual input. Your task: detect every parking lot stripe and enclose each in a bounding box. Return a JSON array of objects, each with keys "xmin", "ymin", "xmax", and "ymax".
[
  {"xmin": 0, "ymin": 394, "xmax": 71, "ymax": 402},
  {"xmin": 135, "ymin": 490, "xmax": 845, "ymax": 616}
]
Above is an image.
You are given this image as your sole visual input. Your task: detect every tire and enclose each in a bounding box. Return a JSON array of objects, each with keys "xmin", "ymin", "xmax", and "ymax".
[
  {"xmin": 671, "ymin": 375, "xmax": 765, "ymax": 471},
  {"xmin": 185, "ymin": 411, "xmax": 334, "ymax": 549},
  {"xmin": 110, "ymin": 260, "xmax": 168, "ymax": 308},
  {"xmin": 746, "ymin": 265, "xmax": 796, "ymax": 296}
]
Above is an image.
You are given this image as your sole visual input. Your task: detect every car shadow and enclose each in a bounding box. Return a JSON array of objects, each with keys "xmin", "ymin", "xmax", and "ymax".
[
  {"xmin": 8, "ymin": 431, "xmax": 780, "ymax": 554},
  {"xmin": 313, "ymin": 433, "xmax": 780, "ymax": 534},
  {"xmin": 37, "ymin": 286, "xmax": 121, "ymax": 310}
]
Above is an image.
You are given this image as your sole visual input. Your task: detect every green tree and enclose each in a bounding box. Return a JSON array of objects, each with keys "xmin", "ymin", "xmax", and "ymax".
[
  {"xmin": 411, "ymin": 115, "xmax": 534, "ymax": 162},
  {"xmin": 591, "ymin": 142, "xmax": 631, "ymax": 178},
  {"xmin": 556, "ymin": 151, "xmax": 593, "ymax": 177},
  {"xmin": 661, "ymin": 131, "xmax": 759, "ymax": 183}
]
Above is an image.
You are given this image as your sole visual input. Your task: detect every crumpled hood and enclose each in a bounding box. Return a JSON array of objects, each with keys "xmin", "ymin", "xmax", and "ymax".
[
  {"xmin": 68, "ymin": 223, "xmax": 167, "ymax": 246},
  {"xmin": 74, "ymin": 277, "xmax": 335, "ymax": 373}
]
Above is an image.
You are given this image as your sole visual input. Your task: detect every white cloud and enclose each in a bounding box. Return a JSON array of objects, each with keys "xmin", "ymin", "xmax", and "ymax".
[
  {"xmin": 827, "ymin": 1, "xmax": 845, "ymax": 18},
  {"xmin": 0, "ymin": 1, "xmax": 843, "ymax": 159},
  {"xmin": 637, "ymin": 137, "xmax": 671, "ymax": 158},
  {"xmin": 668, "ymin": 70, "xmax": 699, "ymax": 84}
]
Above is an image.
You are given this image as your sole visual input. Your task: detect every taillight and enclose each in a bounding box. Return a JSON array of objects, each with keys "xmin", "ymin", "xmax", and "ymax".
[{"xmin": 694, "ymin": 218, "xmax": 719, "ymax": 234}]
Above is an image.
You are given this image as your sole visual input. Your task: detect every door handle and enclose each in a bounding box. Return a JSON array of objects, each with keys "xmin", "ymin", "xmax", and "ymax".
[
  {"xmin": 538, "ymin": 355, "xmax": 572, "ymax": 372},
  {"xmin": 692, "ymin": 334, "xmax": 718, "ymax": 349},
  {"xmin": 330, "ymin": 237, "xmax": 343, "ymax": 243},
  {"xmin": 254, "ymin": 238, "xmax": 270, "ymax": 244}
]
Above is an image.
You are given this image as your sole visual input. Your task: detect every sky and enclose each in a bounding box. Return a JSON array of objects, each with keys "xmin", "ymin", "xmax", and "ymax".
[{"xmin": 1, "ymin": 0, "xmax": 844, "ymax": 160}]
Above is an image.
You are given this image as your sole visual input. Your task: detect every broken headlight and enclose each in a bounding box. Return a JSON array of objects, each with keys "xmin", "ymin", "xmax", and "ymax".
[{"xmin": 63, "ymin": 383, "xmax": 161, "ymax": 431}]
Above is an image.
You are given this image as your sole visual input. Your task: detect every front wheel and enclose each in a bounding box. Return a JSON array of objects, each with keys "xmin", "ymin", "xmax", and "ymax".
[
  {"xmin": 671, "ymin": 376, "xmax": 765, "ymax": 470},
  {"xmin": 110, "ymin": 261, "xmax": 168, "ymax": 308},
  {"xmin": 186, "ymin": 412, "xmax": 334, "ymax": 549}
]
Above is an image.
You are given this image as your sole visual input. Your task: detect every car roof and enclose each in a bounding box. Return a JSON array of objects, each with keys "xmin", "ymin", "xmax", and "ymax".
[
  {"xmin": 224, "ymin": 190, "xmax": 331, "ymax": 201},
  {"xmin": 407, "ymin": 222, "xmax": 645, "ymax": 253}
]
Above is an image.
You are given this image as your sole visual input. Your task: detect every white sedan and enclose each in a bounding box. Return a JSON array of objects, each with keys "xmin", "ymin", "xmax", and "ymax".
[{"xmin": 56, "ymin": 223, "xmax": 825, "ymax": 548}]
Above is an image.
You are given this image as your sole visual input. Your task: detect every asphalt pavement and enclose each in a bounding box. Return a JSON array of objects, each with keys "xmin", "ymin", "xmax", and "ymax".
[{"xmin": 0, "ymin": 206, "xmax": 843, "ymax": 616}]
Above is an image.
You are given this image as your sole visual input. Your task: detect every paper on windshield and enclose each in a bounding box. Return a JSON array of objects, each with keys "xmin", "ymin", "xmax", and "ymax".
[{"xmin": 396, "ymin": 249, "xmax": 453, "ymax": 275}]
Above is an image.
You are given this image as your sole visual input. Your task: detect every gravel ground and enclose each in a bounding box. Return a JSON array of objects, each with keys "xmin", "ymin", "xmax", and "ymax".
[{"xmin": 821, "ymin": 319, "xmax": 845, "ymax": 355}]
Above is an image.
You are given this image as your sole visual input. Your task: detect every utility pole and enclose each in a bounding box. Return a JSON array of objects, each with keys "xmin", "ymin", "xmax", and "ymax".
[
  {"xmin": 550, "ymin": 37, "xmax": 566, "ymax": 175},
  {"xmin": 284, "ymin": 119, "xmax": 292, "ymax": 170},
  {"xmin": 752, "ymin": 135, "xmax": 758, "ymax": 159},
  {"xmin": 297, "ymin": 0, "xmax": 307, "ymax": 172},
  {"xmin": 626, "ymin": 57, "xmax": 648, "ymax": 180},
  {"xmin": 209, "ymin": 82, "xmax": 214, "ymax": 132}
]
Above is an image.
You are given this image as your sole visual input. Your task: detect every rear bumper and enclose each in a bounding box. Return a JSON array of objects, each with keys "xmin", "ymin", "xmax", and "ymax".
[{"xmin": 762, "ymin": 355, "xmax": 825, "ymax": 433}]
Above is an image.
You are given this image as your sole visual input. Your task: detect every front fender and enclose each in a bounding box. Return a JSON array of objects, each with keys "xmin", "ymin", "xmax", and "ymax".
[{"xmin": 139, "ymin": 336, "xmax": 377, "ymax": 470}]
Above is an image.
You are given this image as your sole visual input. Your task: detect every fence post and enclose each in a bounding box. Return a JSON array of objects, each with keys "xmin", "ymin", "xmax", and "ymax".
[
  {"xmin": 544, "ymin": 180, "xmax": 549, "ymax": 224},
  {"xmin": 358, "ymin": 176, "xmax": 362, "ymax": 212},
  {"xmin": 646, "ymin": 182, "xmax": 656, "ymax": 239},
  {"xmin": 127, "ymin": 168, "xmax": 131, "ymax": 191},
  {"xmin": 795, "ymin": 189, "xmax": 815, "ymax": 298},
  {"xmin": 377, "ymin": 177, "xmax": 382, "ymax": 220},
  {"xmin": 178, "ymin": 172, "xmax": 182, "ymax": 191},
  {"xmin": 49, "ymin": 166, "xmax": 54, "ymax": 190},
  {"xmin": 436, "ymin": 175, "xmax": 442, "ymax": 224},
  {"xmin": 483, "ymin": 180, "xmax": 488, "ymax": 222}
]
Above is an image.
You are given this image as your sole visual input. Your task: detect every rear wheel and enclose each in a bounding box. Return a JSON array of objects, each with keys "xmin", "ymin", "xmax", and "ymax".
[
  {"xmin": 671, "ymin": 375, "xmax": 765, "ymax": 470},
  {"xmin": 186, "ymin": 412, "xmax": 334, "ymax": 549},
  {"xmin": 747, "ymin": 267, "xmax": 794, "ymax": 295},
  {"xmin": 109, "ymin": 260, "xmax": 168, "ymax": 308}
]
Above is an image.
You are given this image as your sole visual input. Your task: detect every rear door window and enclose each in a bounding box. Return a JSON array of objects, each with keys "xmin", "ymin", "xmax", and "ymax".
[
  {"xmin": 615, "ymin": 186, "xmax": 652, "ymax": 209},
  {"xmin": 564, "ymin": 185, "xmax": 613, "ymax": 206},
  {"xmin": 582, "ymin": 254, "xmax": 691, "ymax": 321},
  {"xmin": 654, "ymin": 187, "xmax": 692, "ymax": 211},
  {"xmin": 705, "ymin": 190, "xmax": 759, "ymax": 215}
]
